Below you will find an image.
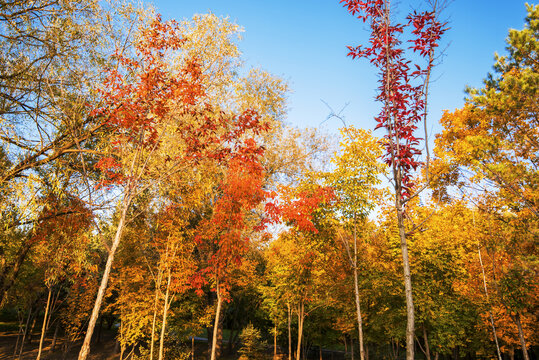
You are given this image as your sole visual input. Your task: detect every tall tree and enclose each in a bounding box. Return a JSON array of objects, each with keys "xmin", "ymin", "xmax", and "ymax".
[
  {"xmin": 342, "ymin": 1, "xmax": 447, "ymax": 359},
  {"xmin": 432, "ymin": 7, "xmax": 539, "ymax": 359},
  {"xmin": 324, "ymin": 126, "xmax": 383, "ymax": 360},
  {"xmin": 434, "ymin": 4, "xmax": 538, "ymax": 219},
  {"xmin": 194, "ymin": 142, "xmax": 268, "ymax": 360},
  {"xmin": 0, "ymin": 0, "xmax": 147, "ymax": 309}
]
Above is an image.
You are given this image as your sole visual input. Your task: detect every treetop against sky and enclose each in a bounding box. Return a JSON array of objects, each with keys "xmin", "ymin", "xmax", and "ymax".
[{"xmin": 151, "ymin": 0, "xmax": 527, "ymax": 136}]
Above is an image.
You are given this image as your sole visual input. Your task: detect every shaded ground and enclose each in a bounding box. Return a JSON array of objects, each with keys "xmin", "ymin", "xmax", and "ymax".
[
  {"xmin": 0, "ymin": 329, "xmax": 346, "ymax": 360},
  {"xmin": 0, "ymin": 330, "xmax": 119, "ymax": 360},
  {"xmin": 0, "ymin": 330, "xmax": 245, "ymax": 360}
]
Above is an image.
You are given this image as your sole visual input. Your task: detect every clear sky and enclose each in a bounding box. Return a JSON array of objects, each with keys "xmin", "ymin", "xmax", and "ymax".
[{"xmin": 149, "ymin": 0, "xmax": 529, "ymax": 140}]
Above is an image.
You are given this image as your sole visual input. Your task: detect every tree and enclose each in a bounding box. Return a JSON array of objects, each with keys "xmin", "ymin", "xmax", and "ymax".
[
  {"xmin": 434, "ymin": 4, "xmax": 539, "ymax": 219},
  {"xmin": 238, "ymin": 323, "xmax": 267, "ymax": 360},
  {"xmin": 78, "ymin": 13, "xmax": 270, "ymax": 359},
  {"xmin": 193, "ymin": 140, "xmax": 269, "ymax": 360},
  {"xmin": 266, "ymin": 182, "xmax": 335, "ymax": 360},
  {"xmin": 0, "ymin": 0, "xmax": 144, "ymax": 308},
  {"xmin": 433, "ymin": 6, "xmax": 539, "ymax": 359},
  {"xmin": 324, "ymin": 126, "xmax": 383, "ymax": 360},
  {"xmin": 342, "ymin": 1, "xmax": 447, "ymax": 358}
]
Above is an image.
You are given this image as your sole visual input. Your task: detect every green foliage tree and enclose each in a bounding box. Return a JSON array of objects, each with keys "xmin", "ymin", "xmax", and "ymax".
[
  {"xmin": 238, "ymin": 323, "xmax": 267, "ymax": 359},
  {"xmin": 324, "ymin": 126, "xmax": 384, "ymax": 360}
]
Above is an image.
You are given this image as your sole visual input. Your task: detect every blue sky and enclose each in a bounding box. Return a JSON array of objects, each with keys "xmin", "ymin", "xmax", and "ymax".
[{"xmin": 150, "ymin": 1, "xmax": 529, "ymax": 140}]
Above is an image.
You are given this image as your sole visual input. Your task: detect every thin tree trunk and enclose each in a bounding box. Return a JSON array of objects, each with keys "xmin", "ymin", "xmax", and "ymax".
[
  {"xmin": 397, "ymin": 201, "xmax": 415, "ymax": 360},
  {"xmin": 382, "ymin": 0, "xmax": 415, "ymax": 355},
  {"xmin": 46, "ymin": 289, "xmax": 59, "ymax": 333},
  {"xmin": 352, "ymin": 222, "xmax": 365, "ymax": 360},
  {"xmin": 13, "ymin": 310, "xmax": 24, "ymax": 356},
  {"xmin": 14, "ymin": 308, "xmax": 30, "ymax": 357},
  {"xmin": 296, "ymin": 301, "xmax": 304, "ymax": 360},
  {"xmin": 351, "ymin": 338, "xmax": 354, "ymax": 360},
  {"xmin": 27, "ymin": 310, "xmax": 38, "ymax": 344},
  {"xmin": 96, "ymin": 316, "xmax": 104, "ymax": 344},
  {"xmin": 119, "ymin": 318, "xmax": 125, "ymax": 360},
  {"xmin": 150, "ymin": 249, "xmax": 165, "ymax": 360},
  {"xmin": 191, "ymin": 336, "xmax": 195, "ymax": 360},
  {"xmin": 274, "ymin": 320, "xmax": 278, "ymax": 359},
  {"xmin": 216, "ymin": 302, "xmax": 224, "ymax": 359},
  {"xmin": 477, "ymin": 245, "xmax": 502, "ymax": 360},
  {"xmin": 423, "ymin": 325, "xmax": 431, "ymax": 360},
  {"xmin": 158, "ymin": 269, "xmax": 172, "ymax": 360},
  {"xmin": 288, "ymin": 302, "xmax": 292, "ymax": 360},
  {"xmin": 50, "ymin": 322, "xmax": 59, "ymax": 353},
  {"xmin": 78, "ymin": 191, "xmax": 131, "ymax": 360},
  {"xmin": 63, "ymin": 338, "xmax": 72, "ymax": 360},
  {"xmin": 512, "ymin": 313, "xmax": 529, "ymax": 360},
  {"xmin": 36, "ymin": 287, "xmax": 52, "ymax": 360},
  {"xmin": 210, "ymin": 281, "xmax": 223, "ymax": 360},
  {"xmin": 18, "ymin": 307, "xmax": 34, "ymax": 360}
]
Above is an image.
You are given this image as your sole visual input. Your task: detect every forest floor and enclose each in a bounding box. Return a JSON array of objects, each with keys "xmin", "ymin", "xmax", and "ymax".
[
  {"xmin": 0, "ymin": 330, "xmax": 119, "ymax": 360},
  {"xmin": 0, "ymin": 330, "xmax": 262, "ymax": 360},
  {"xmin": 0, "ymin": 326, "xmax": 345, "ymax": 360}
]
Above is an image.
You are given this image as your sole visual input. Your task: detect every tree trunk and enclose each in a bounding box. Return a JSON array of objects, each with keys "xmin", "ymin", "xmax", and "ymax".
[
  {"xmin": 18, "ymin": 307, "xmax": 36, "ymax": 359},
  {"xmin": 26, "ymin": 311, "xmax": 38, "ymax": 345},
  {"xmin": 397, "ymin": 199, "xmax": 415, "ymax": 360},
  {"xmin": 274, "ymin": 320, "xmax": 278, "ymax": 359},
  {"xmin": 288, "ymin": 302, "xmax": 292, "ymax": 360},
  {"xmin": 96, "ymin": 316, "xmax": 104, "ymax": 344},
  {"xmin": 512, "ymin": 313, "xmax": 529, "ymax": 360},
  {"xmin": 477, "ymin": 244, "xmax": 502, "ymax": 360},
  {"xmin": 352, "ymin": 223, "xmax": 365, "ymax": 360},
  {"xmin": 149, "ymin": 266, "xmax": 163, "ymax": 360},
  {"xmin": 50, "ymin": 322, "xmax": 59, "ymax": 353},
  {"xmin": 452, "ymin": 346, "xmax": 459, "ymax": 360},
  {"xmin": 14, "ymin": 307, "xmax": 31, "ymax": 357},
  {"xmin": 158, "ymin": 269, "xmax": 172, "ymax": 360},
  {"xmin": 210, "ymin": 282, "xmax": 223, "ymax": 360},
  {"xmin": 63, "ymin": 338, "xmax": 72, "ymax": 360},
  {"xmin": 296, "ymin": 301, "xmax": 304, "ymax": 360},
  {"xmin": 192, "ymin": 336, "xmax": 195, "ymax": 360},
  {"xmin": 78, "ymin": 191, "xmax": 131, "ymax": 360},
  {"xmin": 37, "ymin": 287, "xmax": 52, "ymax": 360},
  {"xmin": 421, "ymin": 325, "xmax": 431, "ymax": 360},
  {"xmin": 216, "ymin": 309, "xmax": 224, "ymax": 359}
]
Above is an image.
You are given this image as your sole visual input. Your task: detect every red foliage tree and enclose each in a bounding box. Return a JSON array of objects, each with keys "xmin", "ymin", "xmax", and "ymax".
[
  {"xmin": 342, "ymin": 1, "xmax": 447, "ymax": 359},
  {"xmin": 80, "ymin": 15, "xmax": 270, "ymax": 360}
]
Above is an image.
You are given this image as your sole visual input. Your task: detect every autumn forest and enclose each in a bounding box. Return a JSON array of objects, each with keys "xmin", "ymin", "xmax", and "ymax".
[{"xmin": 0, "ymin": 1, "xmax": 537, "ymax": 360}]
